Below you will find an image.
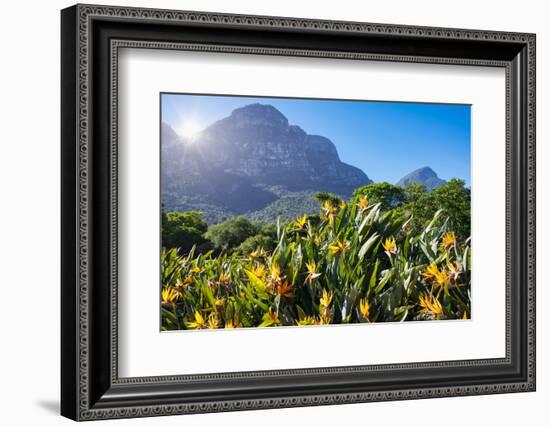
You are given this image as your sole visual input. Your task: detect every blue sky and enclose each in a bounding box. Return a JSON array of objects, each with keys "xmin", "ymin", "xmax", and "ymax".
[{"xmin": 161, "ymin": 93, "xmax": 471, "ymax": 186}]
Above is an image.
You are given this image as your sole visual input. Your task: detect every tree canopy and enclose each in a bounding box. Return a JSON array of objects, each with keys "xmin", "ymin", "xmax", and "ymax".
[
  {"xmin": 431, "ymin": 179, "xmax": 471, "ymax": 238},
  {"xmin": 398, "ymin": 179, "xmax": 470, "ymax": 239},
  {"xmin": 161, "ymin": 179, "xmax": 471, "ymax": 257},
  {"xmin": 353, "ymin": 182, "xmax": 406, "ymax": 211},
  {"xmin": 204, "ymin": 216, "xmax": 261, "ymax": 250},
  {"xmin": 161, "ymin": 210, "xmax": 210, "ymax": 253}
]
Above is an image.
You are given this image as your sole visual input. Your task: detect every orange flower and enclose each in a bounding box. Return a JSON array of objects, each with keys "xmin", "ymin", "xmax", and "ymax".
[
  {"xmin": 329, "ymin": 240, "xmax": 350, "ymax": 256},
  {"xmin": 275, "ymin": 280, "xmax": 294, "ymax": 299},
  {"xmin": 441, "ymin": 232, "xmax": 456, "ymax": 250},
  {"xmin": 320, "ymin": 289, "xmax": 333, "ymax": 309},
  {"xmin": 359, "ymin": 298, "xmax": 371, "ymax": 321},
  {"xmin": 322, "ymin": 201, "xmax": 337, "ymax": 223},
  {"xmin": 207, "ymin": 313, "xmax": 220, "ymax": 329},
  {"xmin": 187, "ymin": 311, "xmax": 206, "ymax": 329},
  {"xmin": 294, "ymin": 214, "xmax": 308, "ymax": 229},
  {"xmin": 356, "ymin": 196, "xmax": 369, "ymax": 211},
  {"xmin": 296, "ymin": 316, "xmax": 320, "ymax": 326},
  {"xmin": 419, "ymin": 294, "xmax": 443, "ymax": 317},
  {"xmin": 161, "ymin": 287, "xmax": 179, "ymax": 305},
  {"xmin": 305, "ymin": 260, "xmax": 321, "ymax": 285},
  {"xmin": 218, "ymin": 271, "xmax": 231, "ymax": 286},
  {"xmin": 382, "ymin": 238, "xmax": 397, "ymax": 255},
  {"xmin": 422, "ymin": 263, "xmax": 450, "ymax": 289}
]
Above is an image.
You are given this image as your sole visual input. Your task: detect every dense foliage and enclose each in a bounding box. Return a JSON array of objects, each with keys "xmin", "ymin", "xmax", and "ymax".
[
  {"xmin": 398, "ymin": 179, "xmax": 471, "ymax": 239},
  {"xmin": 353, "ymin": 182, "xmax": 406, "ymax": 211},
  {"xmin": 245, "ymin": 190, "xmax": 320, "ymax": 224},
  {"xmin": 161, "ymin": 210, "xmax": 211, "ymax": 253},
  {"xmin": 161, "ymin": 184, "xmax": 471, "ymax": 330}
]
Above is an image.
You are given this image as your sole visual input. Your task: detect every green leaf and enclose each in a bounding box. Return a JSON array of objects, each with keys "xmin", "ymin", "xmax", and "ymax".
[
  {"xmin": 240, "ymin": 282, "xmax": 268, "ymax": 311},
  {"xmin": 161, "ymin": 307, "xmax": 181, "ymax": 330},
  {"xmin": 422, "ymin": 209, "xmax": 443, "ymax": 236},
  {"xmin": 244, "ymin": 269, "xmax": 267, "ymax": 293},
  {"xmin": 375, "ymin": 269, "xmax": 393, "ymax": 294},
  {"xmin": 259, "ymin": 318, "xmax": 275, "ymax": 327},
  {"xmin": 358, "ymin": 233, "xmax": 380, "ymax": 259},
  {"xmin": 369, "ymin": 259, "xmax": 380, "ymax": 288},
  {"xmin": 274, "ymin": 294, "xmax": 281, "ymax": 311},
  {"xmin": 296, "ymin": 305, "xmax": 307, "ymax": 321},
  {"xmin": 364, "ymin": 203, "xmax": 381, "ymax": 224}
]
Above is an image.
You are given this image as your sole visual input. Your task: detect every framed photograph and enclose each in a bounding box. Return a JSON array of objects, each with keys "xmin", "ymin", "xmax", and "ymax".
[{"xmin": 61, "ymin": 4, "xmax": 536, "ymax": 421}]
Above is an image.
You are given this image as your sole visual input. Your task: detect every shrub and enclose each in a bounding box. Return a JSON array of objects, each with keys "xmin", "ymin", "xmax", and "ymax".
[
  {"xmin": 161, "ymin": 210, "xmax": 210, "ymax": 254},
  {"xmin": 204, "ymin": 216, "xmax": 260, "ymax": 250}
]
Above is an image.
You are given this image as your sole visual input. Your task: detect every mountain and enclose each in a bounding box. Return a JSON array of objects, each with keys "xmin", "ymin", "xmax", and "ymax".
[
  {"xmin": 161, "ymin": 103, "xmax": 371, "ymax": 223},
  {"xmin": 396, "ymin": 166, "xmax": 445, "ymax": 191}
]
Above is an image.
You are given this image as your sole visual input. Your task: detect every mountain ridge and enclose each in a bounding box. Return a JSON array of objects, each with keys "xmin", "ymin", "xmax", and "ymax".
[{"xmin": 161, "ymin": 103, "xmax": 372, "ymax": 222}]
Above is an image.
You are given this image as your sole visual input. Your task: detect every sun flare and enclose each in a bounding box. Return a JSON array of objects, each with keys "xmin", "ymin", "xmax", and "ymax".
[{"xmin": 178, "ymin": 119, "xmax": 203, "ymax": 141}]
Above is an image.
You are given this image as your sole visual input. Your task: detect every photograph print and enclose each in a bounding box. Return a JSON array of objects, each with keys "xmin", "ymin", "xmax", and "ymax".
[{"xmin": 160, "ymin": 94, "xmax": 471, "ymax": 331}]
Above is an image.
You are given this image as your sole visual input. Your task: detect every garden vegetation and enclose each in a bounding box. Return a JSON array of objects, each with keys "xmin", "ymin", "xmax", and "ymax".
[{"xmin": 161, "ymin": 180, "xmax": 471, "ymax": 330}]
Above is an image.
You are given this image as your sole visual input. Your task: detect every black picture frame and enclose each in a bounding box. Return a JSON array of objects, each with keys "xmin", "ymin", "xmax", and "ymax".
[{"xmin": 61, "ymin": 4, "xmax": 536, "ymax": 421}]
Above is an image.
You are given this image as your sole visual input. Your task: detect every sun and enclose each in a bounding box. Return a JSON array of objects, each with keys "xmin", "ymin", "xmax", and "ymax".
[{"xmin": 178, "ymin": 119, "xmax": 203, "ymax": 141}]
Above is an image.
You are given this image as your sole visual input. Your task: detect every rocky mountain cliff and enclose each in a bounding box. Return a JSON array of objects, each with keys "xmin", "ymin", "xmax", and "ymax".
[
  {"xmin": 396, "ymin": 166, "xmax": 445, "ymax": 191},
  {"xmin": 162, "ymin": 104, "xmax": 371, "ymax": 222}
]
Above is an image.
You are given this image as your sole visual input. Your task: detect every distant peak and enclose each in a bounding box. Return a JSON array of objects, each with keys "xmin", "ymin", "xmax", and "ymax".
[
  {"xmin": 411, "ymin": 166, "xmax": 437, "ymax": 177},
  {"xmin": 232, "ymin": 103, "xmax": 279, "ymax": 113},
  {"xmin": 229, "ymin": 103, "xmax": 289, "ymax": 127},
  {"xmin": 396, "ymin": 166, "xmax": 445, "ymax": 191}
]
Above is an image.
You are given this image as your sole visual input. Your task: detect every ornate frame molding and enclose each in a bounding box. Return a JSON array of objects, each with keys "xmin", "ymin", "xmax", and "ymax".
[{"xmin": 61, "ymin": 4, "xmax": 536, "ymax": 421}]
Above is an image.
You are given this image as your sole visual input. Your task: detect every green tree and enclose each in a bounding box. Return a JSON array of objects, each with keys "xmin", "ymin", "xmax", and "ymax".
[
  {"xmin": 403, "ymin": 182, "xmax": 429, "ymax": 203},
  {"xmin": 162, "ymin": 210, "xmax": 210, "ymax": 254},
  {"xmin": 205, "ymin": 216, "xmax": 261, "ymax": 250},
  {"xmin": 398, "ymin": 179, "xmax": 470, "ymax": 239},
  {"xmin": 432, "ymin": 179, "xmax": 471, "ymax": 238},
  {"xmin": 397, "ymin": 183, "xmax": 437, "ymax": 236},
  {"xmin": 235, "ymin": 222, "xmax": 281, "ymax": 254},
  {"xmin": 353, "ymin": 182, "xmax": 406, "ymax": 211},
  {"xmin": 237, "ymin": 234, "xmax": 276, "ymax": 254},
  {"xmin": 260, "ymin": 222, "xmax": 278, "ymax": 241}
]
